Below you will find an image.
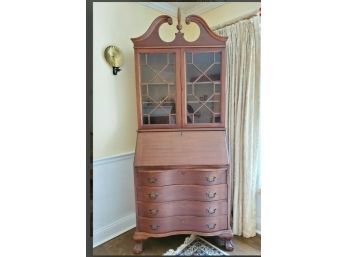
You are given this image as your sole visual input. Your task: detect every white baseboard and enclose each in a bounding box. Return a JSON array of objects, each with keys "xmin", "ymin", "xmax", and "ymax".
[{"xmin": 93, "ymin": 212, "xmax": 136, "ymax": 248}]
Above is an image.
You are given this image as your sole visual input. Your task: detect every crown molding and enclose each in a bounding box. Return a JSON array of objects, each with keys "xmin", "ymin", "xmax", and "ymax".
[
  {"xmin": 138, "ymin": 2, "xmax": 226, "ymax": 17},
  {"xmin": 139, "ymin": 2, "xmax": 177, "ymax": 17},
  {"xmin": 185, "ymin": 2, "xmax": 226, "ymax": 16}
]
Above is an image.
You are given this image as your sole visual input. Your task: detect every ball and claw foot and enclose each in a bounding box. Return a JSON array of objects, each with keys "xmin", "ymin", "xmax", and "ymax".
[
  {"xmin": 133, "ymin": 241, "xmax": 143, "ymax": 254},
  {"xmin": 225, "ymin": 239, "xmax": 234, "ymax": 251}
]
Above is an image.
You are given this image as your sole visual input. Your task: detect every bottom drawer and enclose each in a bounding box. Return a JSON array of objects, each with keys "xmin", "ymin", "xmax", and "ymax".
[{"xmin": 138, "ymin": 215, "xmax": 227, "ymax": 234}]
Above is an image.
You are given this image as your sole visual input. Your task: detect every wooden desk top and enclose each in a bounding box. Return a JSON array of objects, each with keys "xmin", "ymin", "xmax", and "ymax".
[{"xmin": 134, "ymin": 131, "xmax": 229, "ymax": 167}]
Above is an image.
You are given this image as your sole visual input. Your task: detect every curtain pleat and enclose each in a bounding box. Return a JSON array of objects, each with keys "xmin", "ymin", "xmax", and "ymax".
[{"xmin": 215, "ymin": 16, "xmax": 260, "ymax": 238}]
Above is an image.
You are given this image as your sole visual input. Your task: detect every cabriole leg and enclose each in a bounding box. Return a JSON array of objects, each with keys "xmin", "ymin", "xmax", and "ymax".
[
  {"xmin": 133, "ymin": 231, "xmax": 148, "ymax": 254},
  {"xmin": 224, "ymin": 238, "xmax": 234, "ymax": 251},
  {"xmin": 218, "ymin": 231, "xmax": 234, "ymax": 251},
  {"xmin": 133, "ymin": 240, "xmax": 143, "ymax": 254}
]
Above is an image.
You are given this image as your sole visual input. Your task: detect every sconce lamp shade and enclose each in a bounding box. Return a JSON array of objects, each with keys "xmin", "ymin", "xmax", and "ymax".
[{"xmin": 104, "ymin": 45, "xmax": 124, "ymax": 75}]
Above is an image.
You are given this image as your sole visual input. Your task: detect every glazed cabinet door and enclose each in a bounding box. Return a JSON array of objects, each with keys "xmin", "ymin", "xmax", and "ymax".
[
  {"xmin": 183, "ymin": 48, "xmax": 225, "ymax": 128},
  {"xmin": 136, "ymin": 49, "xmax": 182, "ymax": 129}
]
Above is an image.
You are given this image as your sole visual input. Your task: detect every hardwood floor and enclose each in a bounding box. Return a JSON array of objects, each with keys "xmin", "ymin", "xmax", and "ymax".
[{"xmin": 93, "ymin": 228, "xmax": 261, "ymax": 256}]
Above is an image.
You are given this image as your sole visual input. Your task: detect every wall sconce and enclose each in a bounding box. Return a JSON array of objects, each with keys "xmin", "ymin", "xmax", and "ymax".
[{"xmin": 104, "ymin": 45, "xmax": 124, "ymax": 75}]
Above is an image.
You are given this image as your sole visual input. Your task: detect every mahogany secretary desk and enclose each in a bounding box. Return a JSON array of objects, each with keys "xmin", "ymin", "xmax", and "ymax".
[{"xmin": 131, "ymin": 11, "xmax": 234, "ymax": 253}]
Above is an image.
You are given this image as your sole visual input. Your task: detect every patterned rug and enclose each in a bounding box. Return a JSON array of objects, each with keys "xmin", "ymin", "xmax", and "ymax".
[{"xmin": 163, "ymin": 235, "xmax": 228, "ymax": 256}]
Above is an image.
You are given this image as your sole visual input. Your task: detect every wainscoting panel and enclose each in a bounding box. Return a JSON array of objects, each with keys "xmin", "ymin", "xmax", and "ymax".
[{"xmin": 93, "ymin": 152, "xmax": 136, "ymax": 247}]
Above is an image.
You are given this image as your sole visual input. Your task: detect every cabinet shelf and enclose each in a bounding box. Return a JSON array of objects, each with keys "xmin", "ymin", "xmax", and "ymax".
[
  {"xmin": 187, "ymin": 101, "xmax": 220, "ymax": 104},
  {"xmin": 186, "ymin": 81, "xmax": 221, "ymax": 85},
  {"xmin": 141, "ymin": 83, "xmax": 176, "ymax": 86}
]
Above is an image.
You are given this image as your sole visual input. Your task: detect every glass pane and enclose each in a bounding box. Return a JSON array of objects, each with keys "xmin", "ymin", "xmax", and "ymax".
[
  {"xmin": 194, "ymin": 105, "xmax": 214, "ymax": 123},
  {"xmin": 147, "ymin": 53, "xmax": 167, "ymax": 72},
  {"xmin": 153, "ymin": 106, "xmax": 171, "ymax": 116},
  {"xmin": 169, "ymin": 54, "xmax": 175, "ymax": 64},
  {"xmin": 197, "ymin": 75, "xmax": 211, "ymax": 82},
  {"xmin": 187, "ymin": 103, "xmax": 195, "ymax": 114},
  {"xmin": 187, "ymin": 83, "xmax": 192, "ymax": 95},
  {"xmin": 142, "ymin": 95, "xmax": 152, "ymax": 103},
  {"xmin": 142, "ymin": 103, "xmax": 157, "ymax": 114},
  {"xmin": 139, "ymin": 53, "xmax": 176, "ymax": 125},
  {"xmin": 141, "ymin": 85, "xmax": 147, "ymax": 96},
  {"xmin": 160, "ymin": 64, "xmax": 175, "ymax": 83},
  {"xmin": 214, "ymin": 114, "xmax": 221, "ymax": 123},
  {"xmin": 140, "ymin": 65, "xmax": 155, "ymax": 83},
  {"xmin": 169, "ymin": 115, "xmax": 176, "ymax": 124},
  {"xmin": 186, "ymin": 53, "xmax": 192, "ymax": 64},
  {"xmin": 169, "ymin": 85, "xmax": 176, "ymax": 99},
  {"xmin": 212, "ymin": 94, "xmax": 221, "ymax": 101},
  {"xmin": 187, "ymin": 94, "xmax": 197, "ymax": 103},
  {"xmin": 143, "ymin": 115, "xmax": 149, "ymax": 124},
  {"xmin": 148, "ymin": 84, "xmax": 168, "ymax": 102},
  {"xmin": 193, "ymin": 52, "xmax": 214, "ymax": 72},
  {"xmin": 187, "ymin": 114, "xmax": 193, "ymax": 124},
  {"xmin": 185, "ymin": 51, "xmax": 222, "ymax": 124},
  {"xmin": 151, "ymin": 75, "xmax": 166, "ymax": 83},
  {"xmin": 214, "ymin": 52, "xmax": 221, "ymax": 63},
  {"xmin": 188, "ymin": 103, "xmax": 201, "ymax": 114},
  {"xmin": 206, "ymin": 64, "xmax": 221, "ymax": 81},
  {"xmin": 214, "ymin": 83, "xmax": 221, "ymax": 93},
  {"xmin": 205, "ymin": 101, "xmax": 220, "ymax": 113},
  {"xmin": 150, "ymin": 116, "xmax": 169, "ymax": 124},
  {"xmin": 193, "ymin": 83, "xmax": 214, "ymax": 100},
  {"xmin": 186, "ymin": 64, "xmax": 201, "ymax": 83}
]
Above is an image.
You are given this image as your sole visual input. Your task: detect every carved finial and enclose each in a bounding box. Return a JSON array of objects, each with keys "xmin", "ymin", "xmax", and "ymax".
[{"xmin": 176, "ymin": 8, "xmax": 182, "ymax": 33}]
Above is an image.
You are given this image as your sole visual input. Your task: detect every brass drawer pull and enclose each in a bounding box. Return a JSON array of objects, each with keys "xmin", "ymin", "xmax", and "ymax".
[
  {"xmin": 206, "ymin": 176, "xmax": 216, "ymax": 182},
  {"xmin": 206, "ymin": 192, "xmax": 217, "ymax": 199},
  {"xmin": 148, "ymin": 192, "xmax": 158, "ymax": 199},
  {"xmin": 206, "ymin": 223, "xmax": 216, "ymax": 230},
  {"xmin": 207, "ymin": 208, "xmax": 217, "ymax": 214},
  {"xmin": 150, "ymin": 224, "xmax": 160, "ymax": 230},
  {"xmin": 148, "ymin": 209, "xmax": 159, "ymax": 215},
  {"xmin": 147, "ymin": 177, "xmax": 157, "ymax": 183}
]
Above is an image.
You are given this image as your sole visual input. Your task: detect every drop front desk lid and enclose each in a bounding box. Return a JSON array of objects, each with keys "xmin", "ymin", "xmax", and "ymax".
[{"xmin": 134, "ymin": 131, "xmax": 229, "ymax": 167}]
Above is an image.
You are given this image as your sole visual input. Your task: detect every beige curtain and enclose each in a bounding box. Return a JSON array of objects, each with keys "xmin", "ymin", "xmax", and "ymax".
[{"xmin": 215, "ymin": 15, "xmax": 260, "ymax": 238}]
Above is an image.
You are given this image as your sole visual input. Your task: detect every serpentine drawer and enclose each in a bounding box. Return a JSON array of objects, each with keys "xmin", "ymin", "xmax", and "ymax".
[
  {"xmin": 137, "ymin": 184, "xmax": 227, "ymax": 203},
  {"xmin": 137, "ymin": 200, "xmax": 228, "ymax": 218},
  {"xmin": 138, "ymin": 215, "xmax": 228, "ymax": 234},
  {"xmin": 136, "ymin": 169, "xmax": 227, "ymax": 186}
]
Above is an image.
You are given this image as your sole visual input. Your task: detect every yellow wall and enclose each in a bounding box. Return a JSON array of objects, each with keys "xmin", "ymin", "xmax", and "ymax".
[
  {"xmin": 93, "ymin": 3, "xmax": 165, "ymax": 159},
  {"xmin": 93, "ymin": 2, "xmax": 260, "ymax": 160}
]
